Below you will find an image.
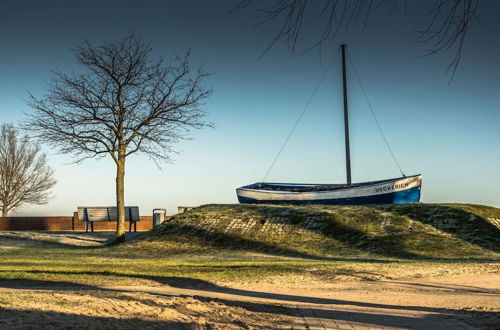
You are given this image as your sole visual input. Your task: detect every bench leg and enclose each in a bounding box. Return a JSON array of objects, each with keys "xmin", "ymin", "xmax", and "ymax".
[
  {"xmin": 85, "ymin": 222, "xmax": 88, "ymax": 233},
  {"xmin": 91, "ymin": 222, "xmax": 94, "ymax": 233},
  {"xmin": 134, "ymin": 221, "xmax": 137, "ymax": 232},
  {"xmin": 129, "ymin": 221, "xmax": 132, "ymax": 232}
]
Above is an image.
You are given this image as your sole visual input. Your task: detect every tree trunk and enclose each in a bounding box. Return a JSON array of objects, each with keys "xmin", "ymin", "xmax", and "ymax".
[
  {"xmin": 115, "ymin": 156, "xmax": 126, "ymax": 243},
  {"xmin": 1, "ymin": 205, "xmax": 8, "ymax": 217}
]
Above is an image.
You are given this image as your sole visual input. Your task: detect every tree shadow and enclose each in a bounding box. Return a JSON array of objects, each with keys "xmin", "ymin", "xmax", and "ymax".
[
  {"xmin": 0, "ymin": 307, "xmax": 192, "ymax": 329},
  {"xmin": 368, "ymin": 204, "xmax": 500, "ymax": 253},
  {"xmin": 146, "ymin": 221, "xmax": 398, "ymax": 262},
  {"xmin": 165, "ymin": 205, "xmax": 441, "ymax": 260},
  {"xmin": 378, "ymin": 280, "xmax": 500, "ymax": 295},
  {"xmin": 151, "ymin": 203, "xmax": 432, "ymax": 260},
  {"xmin": 1, "ymin": 271, "xmax": 498, "ymax": 308},
  {"xmin": 63, "ymin": 235, "xmax": 111, "ymax": 243},
  {"xmin": 175, "ymin": 295, "xmax": 465, "ymax": 329},
  {"xmin": 249, "ymin": 204, "xmax": 425, "ymax": 259},
  {"xmin": 0, "ymin": 232, "xmax": 112, "ymax": 250},
  {"xmin": 0, "ymin": 276, "xmax": 496, "ymax": 329},
  {"xmin": 187, "ymin": 203, "xmax": 500, "ymax": 259}
]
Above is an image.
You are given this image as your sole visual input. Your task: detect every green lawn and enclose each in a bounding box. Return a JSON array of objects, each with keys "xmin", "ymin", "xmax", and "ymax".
[{"xmin": 1, "ymin": 246, "xmax": 498, "ymax": 287}]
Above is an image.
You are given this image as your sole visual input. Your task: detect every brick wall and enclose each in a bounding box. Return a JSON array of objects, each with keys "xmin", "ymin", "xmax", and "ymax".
[
  {"xmin": 0, "ymin": 214, "xmax": 157, "ymax": 232},
  {"xmin": 0, "ymin": 216, "xmax": 74, "ymax": 231}
]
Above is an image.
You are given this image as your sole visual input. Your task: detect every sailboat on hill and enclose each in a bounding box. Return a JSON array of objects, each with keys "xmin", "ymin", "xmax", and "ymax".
[{"xmin": 236, "ymin": 45, "xmax": 422, "ymax": 205}]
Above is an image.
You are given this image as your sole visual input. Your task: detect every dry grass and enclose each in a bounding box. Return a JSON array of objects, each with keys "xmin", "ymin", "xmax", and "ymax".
[
  {"xmin": 136, "ymin": 203, "xmax": 500, "ymax": 260},
  {"xmin": 0, "ymin": 203, "xmax": 498, "ymax": 288}
]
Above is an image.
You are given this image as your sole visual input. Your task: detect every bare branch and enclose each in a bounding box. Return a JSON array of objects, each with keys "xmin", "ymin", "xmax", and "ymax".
[
  {"xmin": 235, "ymin": 0, "xmax": 478, "ymax": 78},
  {"xmin": 25, "ymin": 35, "xmax": 213, "ymax": 163},
  {"xmin": 416, "ymin": 0, "xmax": 478, "ymax": 81},
  {"xmin": 0, "ymin": 124, "xmax": 56, "ymax": 216}
]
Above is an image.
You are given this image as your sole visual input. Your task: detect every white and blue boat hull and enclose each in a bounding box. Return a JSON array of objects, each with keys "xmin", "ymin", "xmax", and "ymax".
[{"xmin": 237, "ymin": 175, "xmax": 422, "ymax": 205}]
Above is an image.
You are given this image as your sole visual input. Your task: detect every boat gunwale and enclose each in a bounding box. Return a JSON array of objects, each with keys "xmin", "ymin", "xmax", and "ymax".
[{"xmin": 237, "ymin": 174, "xmax": 421, "ymax": 195}]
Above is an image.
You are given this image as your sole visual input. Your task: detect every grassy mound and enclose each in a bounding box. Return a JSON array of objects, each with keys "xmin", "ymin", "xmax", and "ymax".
[{"xmin": 134, "ymin": 203, "xmax": 500, "ymax": 260}]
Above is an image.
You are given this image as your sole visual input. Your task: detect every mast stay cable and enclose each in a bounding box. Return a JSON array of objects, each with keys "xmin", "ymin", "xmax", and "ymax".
[
  {"xmin": 347, "ymin": 53, "xmax": 406, "ymax": 177},
  {"xmin": 261, "ymin": 52, "xmax": 339, "ymax": 183}
]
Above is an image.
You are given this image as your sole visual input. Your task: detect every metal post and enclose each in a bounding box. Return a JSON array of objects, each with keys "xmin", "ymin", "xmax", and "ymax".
[{"xmin": 341, "ymin": 44, "xmax": 352, "ymax": 185}]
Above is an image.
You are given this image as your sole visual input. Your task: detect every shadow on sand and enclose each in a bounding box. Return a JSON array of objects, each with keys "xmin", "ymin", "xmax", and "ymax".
[
  {"xmin": 0, "ymin": 306, "xmax": 191, "ymax": 329},
  {"xmin": 0, "ymin": 275, "xmax": 497, "ymax": 329},
  {"xmin": 0, "ymin": 271, "xmax": 498, "ymax": 309}
]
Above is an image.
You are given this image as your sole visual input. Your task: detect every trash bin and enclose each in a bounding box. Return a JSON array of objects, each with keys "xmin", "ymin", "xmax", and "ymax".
[{"xmin": 152, "ymin": 209, "xmax": 166, "ymax": 227}]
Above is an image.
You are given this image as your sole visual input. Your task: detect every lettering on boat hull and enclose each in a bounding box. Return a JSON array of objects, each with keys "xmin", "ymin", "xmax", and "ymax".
[{"xmin": 237, "ymin": 175, "xmax": 422, "ymax": 205}]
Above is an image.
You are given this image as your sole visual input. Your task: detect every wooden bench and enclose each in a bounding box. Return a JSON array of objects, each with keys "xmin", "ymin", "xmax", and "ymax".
[
  {"xmin": 77, "ymin": 206, "xmax": 140, "ymax": 233},
  {"xmin": 177, "ymin": 206, "xmax": 196, "ymax": 213}
]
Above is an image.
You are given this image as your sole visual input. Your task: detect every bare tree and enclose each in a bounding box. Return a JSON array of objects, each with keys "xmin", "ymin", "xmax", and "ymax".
[
  {"xmin": 26, "ymin": 35, "xmax": 213, "ymax": 242},
  {"xmin": 0, "ymin": 124, "xmax": 56, "ymax": 216},
  {"xmin": 234, "ymin": 0, "xmax": 479, "ymax": 78}
]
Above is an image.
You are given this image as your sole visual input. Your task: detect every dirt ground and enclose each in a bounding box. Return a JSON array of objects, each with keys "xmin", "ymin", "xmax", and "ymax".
[
  {"xmin": 0, "ymin": 232, "xmax": 498, "ymax": 329},
  {"xmin": 0, "ymin": 231, "xmax": 140, "ymax": 248}
]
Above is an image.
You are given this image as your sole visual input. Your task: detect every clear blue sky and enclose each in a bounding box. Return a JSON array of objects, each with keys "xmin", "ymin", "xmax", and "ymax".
[{"xmin": 0, "ymin": 0, "xmax": 499, "ymax": 215}]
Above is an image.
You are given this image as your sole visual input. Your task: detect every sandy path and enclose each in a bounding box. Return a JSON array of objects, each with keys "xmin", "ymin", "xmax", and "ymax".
[
  {"xmin": 0, "ymin": 274, "xmax": 498, "ymax": 329},
  {"xmin": 0, "ymin": 232, "xmax": 498, "ymax": 328}
]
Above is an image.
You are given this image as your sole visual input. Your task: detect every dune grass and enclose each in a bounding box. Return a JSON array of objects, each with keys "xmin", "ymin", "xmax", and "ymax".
[
  {"xmin": 135, "ymin": 203, "xmax": 500, "ymax": 260},
  {"xmin": 0, "ymin": 203, "xmax": 498, "ymax": 287}
]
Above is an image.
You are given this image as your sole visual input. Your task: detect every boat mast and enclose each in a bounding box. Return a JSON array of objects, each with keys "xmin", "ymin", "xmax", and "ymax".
[{"xmin": 341, "ymin": 44, "xmax": 352, "ymax": 185}]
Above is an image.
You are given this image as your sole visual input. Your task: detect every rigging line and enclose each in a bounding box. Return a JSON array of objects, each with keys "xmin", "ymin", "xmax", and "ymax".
[
  {"xmin": 261, "ymin": 51, "xmax": 339, "ymax": 183},
  {"xmin": 347, "ymin": 53, "xmax": 406, "ymax": 177}
]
